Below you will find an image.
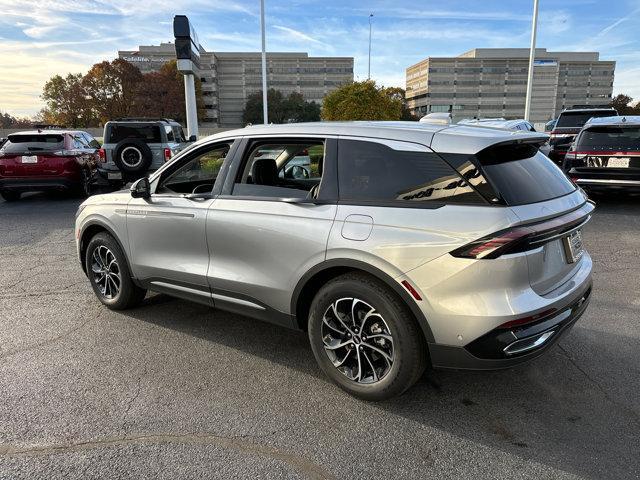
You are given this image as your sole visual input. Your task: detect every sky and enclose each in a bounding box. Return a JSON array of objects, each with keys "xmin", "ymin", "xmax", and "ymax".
[{"xmin": 0, "ymin": 0, "xmax": 639, "ymax": 117}]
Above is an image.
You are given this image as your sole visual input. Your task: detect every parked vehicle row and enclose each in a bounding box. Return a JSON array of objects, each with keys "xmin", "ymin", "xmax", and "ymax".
[
  {"xmin": 76, "ymin": 121, "xmax": 593, "ymax": 400},
  {"xmin": 0, "ymin": 118, "xmax": 192, "ymax": 201}
]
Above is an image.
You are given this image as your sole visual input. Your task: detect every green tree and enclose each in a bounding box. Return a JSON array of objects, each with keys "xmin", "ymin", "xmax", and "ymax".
[
  {"xmin": 134, "ymin": 60, "xmax": 205, "ymax": 123},
  {"xmin": 82, "ymin": 58, "xmax": 144, "ymax": 123},
  {"xmin": 610, "ymin": 94, "xmax": 640, "ymax": 116},
  {"xmin": 321, "ymin": 81, "xmax": 403, "ymax": 121},
  {"xmin": 41, "ymin": 73, "xmax": 91, "ymax": 127},
  {"xmin": 382, "ymin": 86, "xmax": 417, "ymax": 121},
  {"xmin": 0, "ymin": 112, "xmax": 32, "ymax": 128},
  {"xmin": 242, "ymin": 89, "xmax": 321, "ymax": 124}
]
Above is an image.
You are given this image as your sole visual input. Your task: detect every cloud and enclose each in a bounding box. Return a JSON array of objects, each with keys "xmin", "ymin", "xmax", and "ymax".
[{"xmin": 272, "ymin": 25, "xmax": 332, "ymax": 49}]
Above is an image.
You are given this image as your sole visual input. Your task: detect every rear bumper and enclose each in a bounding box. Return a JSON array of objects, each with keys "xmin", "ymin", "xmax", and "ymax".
[
  {"xmin": 429, "ymin": 283, "xmax": 592, "ymax": 370},
  {"xmin": 575, "ymin": 177, "xmax": 640, "ymax": 192},
  {"xmin": 0, "ymin": 177, "xmax": 76, "ymax": 191}
]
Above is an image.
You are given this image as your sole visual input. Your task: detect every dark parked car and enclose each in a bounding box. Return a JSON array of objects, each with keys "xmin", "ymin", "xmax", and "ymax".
[
  {"xmin": 564, "ymin": 115, "xmax": 640, "ymax": 193},
  {"xmin": 548, "ymin": 107, "xmax": 617, "ymax": 164},
  {"xmin": 0, "ymin": 130, "xmax": 99, "ymax": 201}
]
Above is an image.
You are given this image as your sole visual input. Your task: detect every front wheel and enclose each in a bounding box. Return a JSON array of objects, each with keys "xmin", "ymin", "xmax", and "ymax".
[
  {"xmin": 308, "ymin": 272, "xmax": 427, "ymax": 401},
  {"xmin": 85, "ymin": 232, "xmax": 146, "ymax": 310}
]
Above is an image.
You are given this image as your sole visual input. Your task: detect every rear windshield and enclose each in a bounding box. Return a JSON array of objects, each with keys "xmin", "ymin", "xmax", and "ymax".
[
  {"xmin": 577, "ymin": 126, "xmax": 640, "ymax": 151},
  {"xmin": 1, "ymin": 134, "xmax": 65, "ymax": 154},
  {"xmin": 107, "ymin": 124, "xmax": 162, "ymax": 144},
  {"xmin": 556, "ymin": 111, "xmax": 616, "ymax": 129},
  {"xmin": 477, "ymin": 144, "xmax": 576, "ymax": 205}
]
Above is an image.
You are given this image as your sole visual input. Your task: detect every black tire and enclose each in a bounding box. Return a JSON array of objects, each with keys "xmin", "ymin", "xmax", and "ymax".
[
  {"xmin": 0, "ymin": 190, "xmax": 20, "ymax": 202},
  {"xmin": 74, "ymin": 169, "xmax": 92, "ymax": 198},
  {"xmin": 308, "ymin": 272, "xmax": 427, "ymax": 401},
  {"xmin": 85, "ymin": 232, "xmax": 147, "ymax": 310},
  {"xmin": 113, "ymin": 139, "xmax": 152, "ymax": 175}
]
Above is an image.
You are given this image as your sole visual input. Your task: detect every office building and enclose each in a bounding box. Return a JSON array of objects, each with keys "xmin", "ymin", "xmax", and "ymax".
[
  {"xmin": 119, "ymin": 43, "xmax": 354, "ymax": 127},
  {"xmin": 405, "ymin": 48, "xmax": 615, "ymax": 124}
]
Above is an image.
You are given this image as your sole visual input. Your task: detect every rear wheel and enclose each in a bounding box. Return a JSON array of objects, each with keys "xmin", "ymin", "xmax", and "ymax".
[
  {"xmin": 85, "ymin": 232, "xmax": 146, "ymax": 310},
  {"xmin": 0, "ymin": 191, "xmax": 20, "ymax": 202},
  {"xmin": 75, "ymin": 169, "xmax": 92, "ymax": 198},
  {"xmin": 308, "ymin": 272, "xmax": 427, "ymax": 401}
]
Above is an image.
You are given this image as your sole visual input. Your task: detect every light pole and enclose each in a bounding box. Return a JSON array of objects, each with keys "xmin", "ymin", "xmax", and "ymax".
[
  {"xmin": 524, "ymin": 0, "xmax": 539, "ymax": 122},
  {"xmin": 260, "ymin": 0, "xmax": 268, "ymax": 124},
  {"xmin": 368, "ymin": 13, "xmax": 373, "ymax": 80}
]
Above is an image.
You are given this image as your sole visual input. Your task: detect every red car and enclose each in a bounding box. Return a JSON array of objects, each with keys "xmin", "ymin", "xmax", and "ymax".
[{"xmin": 0, "ymin": 130, "xmax": 99, "ymax": 201}]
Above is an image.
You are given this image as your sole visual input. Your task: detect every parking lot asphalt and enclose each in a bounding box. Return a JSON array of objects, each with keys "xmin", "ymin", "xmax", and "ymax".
[{"xmin": 0, "ymin": 193, "xmax": 638, "ymax": 480}]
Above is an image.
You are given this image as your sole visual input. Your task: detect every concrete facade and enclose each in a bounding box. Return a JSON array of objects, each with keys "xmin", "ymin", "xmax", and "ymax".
[
  {"xmin": 405, "ymin": 48, "xmax": 615, "ymax": 124},
  {"xmin": 119, "ymin": 44, "xmax": 354, "ymax": 128}
]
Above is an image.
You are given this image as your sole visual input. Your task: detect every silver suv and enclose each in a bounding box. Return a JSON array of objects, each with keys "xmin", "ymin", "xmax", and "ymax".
[
  {"xmin": 97, "ymin": 118, "xmax": 191, "ymax": 187},
  {"xmin": 76, "ymin": 122, "xmax": 593, "ymax": 400}
]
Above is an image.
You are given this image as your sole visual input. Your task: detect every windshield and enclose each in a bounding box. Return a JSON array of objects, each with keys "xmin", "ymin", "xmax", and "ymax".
[
  {"xmin": 577, "ymin": 126, "xmax": 640, "ymax": 151},
  {"xmin": 1, "ymin": 134, "xmax": 65, "ymax": 154},
  {"xmin": 556, "ymin": 111, "xmax": 616, "ymax": 129}
]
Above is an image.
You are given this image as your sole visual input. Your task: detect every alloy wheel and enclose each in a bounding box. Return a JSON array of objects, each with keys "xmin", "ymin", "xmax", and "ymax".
[
  {"xmin": 321, "ymin": 297, "xmax": 394, "ymax": 384},
  {"xmin": 90, "ymin": 245, "xmax": 121, "ymax": 299}
]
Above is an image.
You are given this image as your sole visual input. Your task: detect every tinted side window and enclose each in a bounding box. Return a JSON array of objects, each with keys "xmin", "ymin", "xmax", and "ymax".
[
  {"xmin": 165, "ymin": 126, "xmax": 175, "ymax": 142},
  {"xmin": 338, "ymin": 140, "xmax": 483, "ymax": 204}
]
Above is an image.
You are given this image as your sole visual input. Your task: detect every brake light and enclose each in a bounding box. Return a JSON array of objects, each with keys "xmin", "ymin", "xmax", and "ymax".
[
  {"xmin": 450, "ymin": 208, "xmax": 592, "ymax": 259},
  {"xmin": 98, "ymin": 148, "xmax": 106, "ymax": 162},
  {"xmin": 164, "ymin": 148, "xmax": 172, "ymax": 162}
]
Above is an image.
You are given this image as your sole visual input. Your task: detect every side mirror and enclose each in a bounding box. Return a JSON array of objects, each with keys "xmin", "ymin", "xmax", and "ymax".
[
  {"xmin": 130, "ymin": 177, "xmax": 151, "ymax": 199},
  {"xmin": 188, "ymin": 135, "xmax": 197, "ymax": 142}
]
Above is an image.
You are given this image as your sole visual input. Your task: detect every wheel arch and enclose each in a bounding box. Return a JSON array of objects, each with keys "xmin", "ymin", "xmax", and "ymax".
[
  {"xmin": 291, "ymin": 259, "xmax": 435, "ymax": 343},
  {"xmin": 79, "ymin": 220, "xmax": 132, "ymax": 278}
]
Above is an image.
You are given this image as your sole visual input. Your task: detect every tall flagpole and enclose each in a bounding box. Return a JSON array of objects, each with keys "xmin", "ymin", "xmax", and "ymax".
[
  {"xmin": 524, "ymin": 0, "xmax": 539, "ymax": 122},
  {"xmin": 368, "ymin": 14, "xmax": 373, "ymax": 79},
  {"xmin": 260, "ymin": 0, "xmax": 268, "ymax": 124}
]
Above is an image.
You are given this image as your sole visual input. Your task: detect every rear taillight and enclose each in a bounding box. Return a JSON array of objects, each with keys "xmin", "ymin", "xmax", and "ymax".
[
  {"xmin": 164, "ymin": 148, "xmax": 172, "ymax": 162},
  {"xmin": 98, "ymin": 148, "xmax": 106, "ymax": 162},
  {"xmin": 451, "ymin": 207, "xmax": 592, "ymax": 260},
  {"xmin": 450, "ymin": 227, "xmax": 533, "ymax": 259}
]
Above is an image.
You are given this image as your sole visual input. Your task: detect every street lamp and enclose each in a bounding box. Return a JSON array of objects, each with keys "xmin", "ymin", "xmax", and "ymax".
[
  {"xmin": 524, "ymin": 0, "xmax": 539, "ymax": 122},
  {"xmin": 260, "ymin": 0, "xmax": 268, "ymax": 124},
  {"xmin": 368, "ymin": 13, "xmax": 373, "ymax": 80}
]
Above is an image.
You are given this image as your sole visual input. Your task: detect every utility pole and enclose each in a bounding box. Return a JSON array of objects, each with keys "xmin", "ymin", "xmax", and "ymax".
[
  {"xmin": 260, "ymin": 0, "xmax": 268, "ymax": 124},
  {"xmin": 524, "ymin": 0, "xmax": 539, "ymax": 122},
  {"xmin": 368, "ymin": 14, "xmax": 373, "ymax": 79}
]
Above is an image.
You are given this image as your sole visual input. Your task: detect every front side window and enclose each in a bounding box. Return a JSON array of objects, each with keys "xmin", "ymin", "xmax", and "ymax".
[
  {"xmin": 158, "ymin": 143, "xmax": 231, "ymax": 195},
  {"xmin": 338, "ymin": 139, "xmax": 481, "ymax": 204},
  {"xmin": 232, "ymin": 141, "xmax": 324, "ymax": 199}
]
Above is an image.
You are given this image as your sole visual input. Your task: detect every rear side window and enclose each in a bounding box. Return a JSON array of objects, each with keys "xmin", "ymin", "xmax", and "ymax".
[
  {"xmin": 107, "ymin": 124, "xmax": 161, "ymax": 144},
  {"xmin": 577, "ymin": 126, "xmax": 640, "ymax": 151},
  {"xmin": 1, "ymin": 134, "xmax": 65, "ymax": 154},
  {"xmin": 556, "ymin": 111, "xmax": 616, "ymax": 129},
  {"xmin": 477, "ymin": 144, "xmax": 575, "ymax": 205},
  {"xmin": 165, "ymin": 125, "xmax": 175, "ymax": 142},
  {"xmin": 338, "ymin": 139, "xmax": 483, "ymax": 204}
]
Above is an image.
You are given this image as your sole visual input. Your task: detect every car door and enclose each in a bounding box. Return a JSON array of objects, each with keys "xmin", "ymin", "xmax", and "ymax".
[
  {"xmin": 126, "ymin": 139, "xmax": 237, "ymax": 305},
  {"xmin": 205, "ymin": 136, "xmax": 338, "ymax": 327}
]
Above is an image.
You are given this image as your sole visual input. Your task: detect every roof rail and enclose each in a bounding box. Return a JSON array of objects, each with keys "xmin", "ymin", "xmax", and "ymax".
[
  {"xmin": 31, "ymin": 123, "xmax": 67, "ymax": 129},
  {"xmin": 112, "ymin": 117, "xmax": 176, "ymax": 122},
  {"xmin": 568, "ymin": 105, "xmax": 614, "ymax": 110}
]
